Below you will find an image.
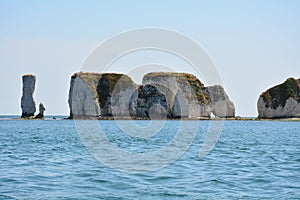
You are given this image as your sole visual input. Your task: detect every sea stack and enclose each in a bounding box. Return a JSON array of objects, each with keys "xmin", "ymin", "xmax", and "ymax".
[
  {"xmin": 257, "ymin": 77, "xmax": 300, "ymax": 118},
  {"xmin": 21, "ymin": 74, "xmax": 36, "ymax": 118},
  {"xmin": 35, "ymin": 103, "xmax": 46, "ymax": 119}
]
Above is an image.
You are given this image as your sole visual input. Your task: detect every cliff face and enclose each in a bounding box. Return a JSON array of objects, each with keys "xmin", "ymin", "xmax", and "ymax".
[
  {"xmin": 68, "ymin": 73, "xmax": 101, "ymax": 118},
  {"xmin": 129, "ymin": 84, "xmax": 168, "ymax": 119},
  {"xmin": 258, "ymin": 78, "xmax": 300, "ymax": 118},
  {"xmin": 68, "ymin": 72, "xmax": 235, "ymax": 119},
  {"xmin": 97, "ymin": 73, "xmax": 136, "ymax": 117},
  {"xmin": 207, "ymin": 85, "xmax": 235, "ymax": 117},
  {"xmin": 68, "ymin": 72, "xmax": 137, "ymax": 118},
  {"xmin": 143, "ymin": 72, "xmax": 235, "ymax": 118},
  {"xmin": 21, "ymin": 74, "xmax": 36, "ymax": 118},
  {"xmin": 143, "ymin": 72, "xmax": 211, "ymax": 118}
]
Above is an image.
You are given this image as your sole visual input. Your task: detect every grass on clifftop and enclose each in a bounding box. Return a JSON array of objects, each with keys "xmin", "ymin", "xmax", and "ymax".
[
  {"xmin": 23, "ymin": 74, "xmax": 36, "ymax": 77},
  {"xmin": 72, "ymin": 72, "xmax": 103, "ymax": 98},
  {"xmin": 72, "ymin": 72, "xmax": 135, "ymax": 104},
  {"xmin": 261, "ymin": 77, "xmax": 300, "ymax": 109},
  {"xmin": 144, "ymin": 72, "xmax": 210, "ymax": 105}
]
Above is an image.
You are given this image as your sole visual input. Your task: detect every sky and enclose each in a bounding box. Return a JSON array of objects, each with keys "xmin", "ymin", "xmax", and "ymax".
[{"xmin": 0, "ymin": 0, "xmax": 299, "ymax": 117}]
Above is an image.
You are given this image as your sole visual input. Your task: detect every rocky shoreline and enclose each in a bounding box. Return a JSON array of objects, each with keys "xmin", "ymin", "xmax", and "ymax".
[
  {"xmin": 70, "ymin": 117, "xmax": 300, "ymax": 121},
  {"xmin": 10, "ymin": 116, "xmax": 300, "ymax": 121}
]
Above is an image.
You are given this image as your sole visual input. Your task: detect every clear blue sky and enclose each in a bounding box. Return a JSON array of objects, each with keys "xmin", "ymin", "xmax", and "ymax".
[{"xmin": 0, "ymin": 0, "xmax": 299, "ymax": 116}]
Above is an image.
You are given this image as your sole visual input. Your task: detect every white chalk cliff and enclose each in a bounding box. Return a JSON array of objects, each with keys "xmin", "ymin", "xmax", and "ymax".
[
  {"xmin": 68, "ymin": 73, "xmax": 101, "ymax": 118},
  {"xmin": 207, "ymin": 85, "xmax": 235, "ymax": 118},
  {"xmin": 68, "ymin": 72, "xmax": 236, "ymax": 119},
  {"xmin": 97, "ymin": 73, "xmax": 137, "ymax": 117},
  {"xmin": 143, "ymin": 72, "xmax": 211, "ymax": 118},
  {"xmin": 258, "ymin": 78, "xmax": 300, "ymax": 118}
]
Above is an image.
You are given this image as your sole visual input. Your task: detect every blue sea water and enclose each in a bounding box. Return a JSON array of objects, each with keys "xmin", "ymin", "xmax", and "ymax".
[{"xmin": 0, "ymin": 117, "xmax": 300, "ymax": 199}]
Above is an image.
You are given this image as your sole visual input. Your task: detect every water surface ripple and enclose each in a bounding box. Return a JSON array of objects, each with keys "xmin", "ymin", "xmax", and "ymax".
[{"xmin": 0, "ymin": 119, "xmax": 299, "ymax": 199}]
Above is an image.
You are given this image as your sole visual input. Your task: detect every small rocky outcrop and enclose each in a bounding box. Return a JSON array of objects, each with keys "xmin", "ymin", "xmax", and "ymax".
[
  {"xmin": 35, "ymin": 103, "xmax": 46, "ymax": 119},
  {"xmin": 68, "ymin": 72, "xmax": 235, "ymax": 119},
  {"xmin": 207, "ymin": 85, "xmax": 235, "ymax": 117},
  {"xmin": 21, "ymin": 74, "xmax": 36, "ymax": 118},
  {"xmin": 258, "ymin": 78, "xmax": 300, "ymax": 118}
]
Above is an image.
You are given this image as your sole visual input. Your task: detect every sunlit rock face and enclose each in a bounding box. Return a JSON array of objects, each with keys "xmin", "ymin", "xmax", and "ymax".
[
  {"xmin": 68, "ymin": 73, "xmax": 101, "ymax": 118},
  {"xmin": 143, "ymin": 72, "xmax": 210, "ymax": 118},
  {"xmin": 207, "ymin": 85, "xmax": 235, "ymax": 118},
  {"xmin": 21, "ymin": 74, "xmax": 36, "ymax": 118},
  {"xmin": 68, "ymin": 72, "xmax": 236, "ymax": 119},
  {"xmin": 258, "ymin": 78, "xmax": 300, "ymax": 118},
  {"xmin": 143, "ymin": 72, "xmax": 235, "ymax": 118},
  {"xmin": 68, "ymin": 72, "xmax": 136, "ymax": 118}
]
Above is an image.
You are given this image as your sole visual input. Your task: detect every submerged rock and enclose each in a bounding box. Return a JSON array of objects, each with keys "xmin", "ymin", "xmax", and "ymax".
[
  {"xmin": 21, "ymin": 74, "xmax": 36, "ymax": 118},
  {"xmin": 257, "ymin": 77, "xmax": 300, "ymax": 118}
]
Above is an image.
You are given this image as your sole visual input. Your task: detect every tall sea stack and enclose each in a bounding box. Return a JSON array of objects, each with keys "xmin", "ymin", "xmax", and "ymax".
[{"xmin": 21, "ymin": 74, "xmax": 36, "ymax": 118}]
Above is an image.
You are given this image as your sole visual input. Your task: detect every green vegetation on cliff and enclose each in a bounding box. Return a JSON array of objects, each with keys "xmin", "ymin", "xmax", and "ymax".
[
  {"xmin": 72, "ymin": 72, "xmax": 102, "ymax": 99},
  {"xmin": 96, "ymin": 73, "xmax": 136, "ymax": 108},
  {"xmin": 261, "ymin": 78, "xmax": 300, "ymax": 109},
  {"xmin": 145, "ymin": 72, "xmax": 210, "ymax": 105},
  {"xmin": 72, "ymin": 72, "xmax": 136, "ymax": 108}
]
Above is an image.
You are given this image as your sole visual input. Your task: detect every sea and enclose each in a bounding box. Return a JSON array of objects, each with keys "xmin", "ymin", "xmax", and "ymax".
[{"xmin": 0, "ymin": 116, "xmax": 300, "ymax": 199}]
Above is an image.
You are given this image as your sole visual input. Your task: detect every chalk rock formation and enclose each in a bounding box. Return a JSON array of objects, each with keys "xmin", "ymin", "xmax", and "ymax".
[
  {"xmin": 21, "ymin": 74, "xmax": 36, "ymax": 118},
  {"xmin": 129, "ymin": 84, "xmax": 168, "ymax": 119},
  {"xmin": 35, "ymin": 103, "xmax": 46, "ymax": 119},
  {"xmin": 68, "ymin": 72, "xmax": 235, "ymax": 119},
  {"xmin": 68, "ymin": 72, "xmax": 136, "ymax": 118},
  {"xmin": 258, "ymin": 78, "xmax": 300, "ymax": 118},
  {"xmin": 68, "ymin": 72, "xmax": 101, "ymax": 118},
  {"xmin": 207, "ymin": 85, "xmax": 235, "ymax": 117},
  {"xmin": 97, "ymin": 73, "xmax": 137, "ymax": 117},
  {"xmin": 143, "ymin": 72, "xmax": 211, "ymax": 118},
  {"xmin": 68, "ymin": 72, "xmax": 108, "ymax": 118}
]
